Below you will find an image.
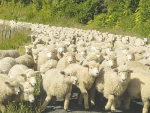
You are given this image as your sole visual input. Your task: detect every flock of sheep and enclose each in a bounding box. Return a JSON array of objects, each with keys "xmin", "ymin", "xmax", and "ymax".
[{"xmin": 0, "ymin": 20, "xmax": 150, "ymax": 113}]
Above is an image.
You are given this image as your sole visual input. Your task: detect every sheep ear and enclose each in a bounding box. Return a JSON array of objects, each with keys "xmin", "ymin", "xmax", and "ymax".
[
  {"xmin": 19, "ymin": 74, "xmax": 26, "ymax": 77},
  {"xmin": 145, "ymin": 64, "xmax": 150, "ymax": 66},
  {"xmin": 4, "ymin": 81, "xmax": 10, "ymax": 85},
  {"xmin": 50, "ymin": 66, "xmax": 54, "ymax": 69},
  {"xmin": 79, "ymin": 60, "xmax": 84, "ymax": 65},
  {"xmin": 35, "ymin": 71, "xmax": 41, "ymax": 75},
  {"xmin": 113, "ymin": 68, "xmax": 118, "ymax": 72},
  {"xmin": 130, "ymin": 69, "xmax": 134, "ymax": 73},
  {"xmin": 83, "ymin": 65, "xmax": 89, "ymax": 68},
  {"xmin": 19, "ymin": 85, "xmax": 24, "ymax": 91},
  {"xmin": 25, "ymin": 46, "xmax": 27, "ymax": 48},
  {"xmin": 60, "ymin": 71, "xmax": 65, "ymax": 75}
]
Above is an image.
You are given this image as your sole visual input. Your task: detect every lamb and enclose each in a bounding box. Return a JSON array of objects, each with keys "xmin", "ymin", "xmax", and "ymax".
[
  {"xmin": 40, "ymin": 68, "xmax": 78, "ymax": 112},
  {"xmin": 38, "ymin": 45, "xmax": 58, "ymax": 70},
  {"xmin": 40, "ymin": 60, "xmax": 58, "ymax": 77},
  {"xmin": 0, "ymin": 50, "xmax": 20, "ymax": 60},
  {"xmin": 123, "ymin": 70, "xmax": 150, "ymax": 113},
  {"xmin": 93, "ymin": 65, "xmax": 133, "ymax": 111},
  {"xmin": 15, "ymin": 54, "xmax": 35, "ymax": 69},
  {"xmin": 56, "ymin": 52, "xmax": 76, "ymax": 70},
  {"xmin": 8, "ymin": 64, "xmax": 40, "ymax": 87},
  {"xmin": 0, "ymin": 74, "xmax": 20, "ymax": 113},
  {"xmin": 66, "ymin": 61, "xmax": 99, "ymax": 109}
]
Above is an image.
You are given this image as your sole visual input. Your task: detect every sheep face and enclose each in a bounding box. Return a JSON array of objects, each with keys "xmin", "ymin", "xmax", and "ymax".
[
  {"xmin": 45, "ymin": 48, "xmax": 57, "ymax": 60},
  {"xmin": 26, "ymin": 71, "xmax": 37, "ymax": 87},
  {"xmin": 64, "ymin": 52, "xmax": 76, "ymax": 64},
  {"xmin": 5, "ymin": 80, "xmax": 20, "ymax": 95},
  {"xmin": 126, "ymin": 54, "xmax": 134, "ymax": 61},
  {"xmin": 23, "ymin": 87, "xmax": 35, "ymax": 103},
  {"xmin": 107, "ymin": 59, "xmax": 117, "ymax": 68},
  {"xmin": 113, "ymin": 65, "xmax": 133, "ymax": 83},
  {"xmin": 77, "ymin": 48, "xmax": 87, "ymax": 57},
  {"xmin": 25, "ymin": 46, "xmax": 32, "ymax": 55},
  {"xmin": 84, "ymin": 61, "xmax": 99, "ymax": 77},
  {"xmin": 61, "ymin": 68, "xmax": 78, "ymax": 85},
  {"xmin": 33, "ymin": 54, "xmax": 38, "ymax": 63}
]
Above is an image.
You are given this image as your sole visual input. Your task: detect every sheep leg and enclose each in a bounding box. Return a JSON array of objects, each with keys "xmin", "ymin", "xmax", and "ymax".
[
  {"xmin": 124, "ymin": 94, "xmax": 130, "ymax": 110},
  {"xmin": 52, "ymin": 96, "xmax": 57, "ymax": 105},
  {"xmin": 105, "ymin": 95, "xmax": 114, "ymax": 110},
  {"xmin": 90, "ymin": 86, "xmax": 96, "ymax": 106},
  {"xmin": 64, "ymin": 92, "xmax": 71, "ymax": 110},
  {"xmin": 142, "ymin": 101, "xmax": 149, "ymax": 113},
  {"xmin": 0, "ymin": 104, "xmax": 6, "ymax": 113},
  {"xmin": 41, "ymin": 95, "xmax": 52, "ymax": 112},
  {"xmin": 99, "ymin": 93, "xmax": 104, "ymax": 101},
  {"xmin": 111, "ymin": 98, "xmax": 117, "ymax": 112},
  {"xmin": 78, "ymin": 93, "xmax": 83, "ymax": 105}
]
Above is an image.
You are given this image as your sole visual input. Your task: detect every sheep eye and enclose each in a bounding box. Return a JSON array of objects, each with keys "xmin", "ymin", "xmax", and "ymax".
[
  {"xmin": 90, "ymin": 67, "xmax": 93, "ymax": 69},
  {"xmin": 25, "ymin": 92, "xmax": 29, "ymax": 95},
  {"xmin": 53, "ymin": 52, "xmax": 54, "ymax": 54},
  {"xmin": 68, "ymin": 74, "xmax": 70, "ymax": 76},
  {"xmin": 11, "ymin": 86, "xmax": 15, "ymax": 88},
  {"xmin": 27, "ymin": 76, "xmax": 30, "ymax": 78},
  {"xmin": 74, "ymin": 56, "xmax": 75, "ymax": 57}
]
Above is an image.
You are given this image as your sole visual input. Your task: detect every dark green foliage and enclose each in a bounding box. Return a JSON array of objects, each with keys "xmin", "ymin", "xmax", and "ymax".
[{"xmin": 0, "ymin": 0, "xmax": 150, "ymax": 37}]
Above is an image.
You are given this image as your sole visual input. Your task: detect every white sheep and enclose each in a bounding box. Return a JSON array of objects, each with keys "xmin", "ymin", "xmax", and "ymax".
[
  {"xmin": 15, "ymin": 54, "xmax": 35, "ymax": 69},
  {"xmin": 66, "ymin": 61, "xmax": 99, "ymax": 109},
  {"xmin": 0, "ymin": 50, "xmax": 20, "ymax": 60},
  {"xmin": 8, "ymin": 64, "xmax": 40, "ymax": 87},
  {"xmin": 93, "ymin": 65, "xmax": 133, "ymax": 111},
  {"xmin": 40, "ymin": 68, "xmax": 78, "ymax": 112},
  {"xmin": 56, "ymin": 52, "xmax": 76, "ymax": 70},
  {"xmin": 0, "ymin": 74, "xmax": 20, "ymax": 113},
  {"xmin": 123, "ymin": 69, "xmax": 150, "ymax": 113},
  {"xmin": 40, "ymin": 59, "xmax": 58, "ymax": 77}
]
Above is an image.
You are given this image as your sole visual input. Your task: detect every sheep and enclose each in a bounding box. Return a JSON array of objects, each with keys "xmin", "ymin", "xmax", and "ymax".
[
  {"xmin": 25, "ymin": 45, "xmax": 32, "ymax": 56},
  {"xmin": 10, "ymin": 82, "xmax": 35, "ymax": 104},
  {"xmin": 40, "ymin": 60, "xmax": 58, "ymax": 77},
  {"xmin": 56, "ymin": 42, "xmax": 67, "ymax": 60},
  {"xmin": 101, "ymin": 52, "xmax": 117, "ymax": 69},
  {"xmin": 66, "ymin": 61, "xmax": 99, "ymax": 109},
  {"xmin": 1, "ymin": 57, "xmax": 17, "ymax": 67},
  {"xmin": 15, "ymin": 54, "xmax": 35, "ymax": 69},
  {"xmin": 76, "ymin": 47, "xmax": 87, "ymax": 63},
  {"xmin": 117, "ymin": 50, "xmax": 135, "ymax": 66},
  {"xmin": 126, "ymin": 61, "xmax": 150, "ymax": 73},
  {"xmin": 56, "ymin": 52, "xmax": 76, "ymax": 70},
  {"xmin": 40, "ymin": 68, "xmax": 78, "ymax": 112},
  {"xmin": 0, "ymin": 74, "xmax": 20, "ymax": 113},
  {"xmin": 8, "ymin": 64, "xmax": 40, "ymax": 87},
  {"xmin": 123, "ymin": 70, "xmax": 150, "ymax": 113},
  {"xmin": 67, "ymin": 44, "xmax": 77, "ymax": 52},
  {"xmin": 38, "ymin": 45, "xmax": 58, "ymax": 70},
  {"xmin": 0, "ymin": 50, "xmax": 20, "ymax": 60},
  {"xmin": 135, "ymin": 38, "xmax": 147, "ymax": 47},
  {"xmin": 0, "ymin": 61, "xmax": 14, "ymax": 74},
  {"xmin": 93, "ymin": 65, "xmax": 133, "ymax": 111}
]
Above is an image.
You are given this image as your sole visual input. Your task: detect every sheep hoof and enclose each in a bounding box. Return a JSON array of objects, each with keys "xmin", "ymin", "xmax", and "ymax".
[
  {"xmin": 65, "ymin": 109, "xmax": 72, "ymax": 112},
  {"xmin": 105, "ymin": 105, "xmax": 110, "ymax": 110},
  {"xmin": 111, "ymin": 109, "xmax": 116, "ymax": 112},
  {"xmin": 85, "ymin": 106, "xmax": 89, "ymax": 109},
  {"xmin": 91, "ymin": 102, "xmax": 95, "ymax": 106}
]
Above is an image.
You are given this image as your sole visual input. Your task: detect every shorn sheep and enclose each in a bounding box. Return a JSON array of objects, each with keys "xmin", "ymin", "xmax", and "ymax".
[{"xmin": 40, "ymin": 68, "xmax": 78, "ymax": 112}]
